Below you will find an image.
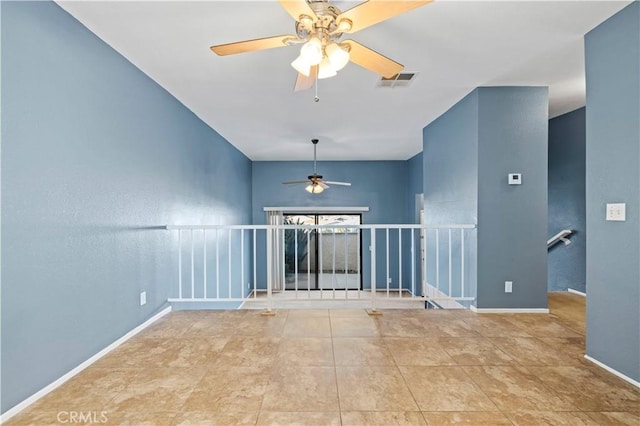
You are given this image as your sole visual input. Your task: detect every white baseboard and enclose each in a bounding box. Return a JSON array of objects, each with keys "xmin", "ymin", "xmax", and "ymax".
[
  {"xmin": 0, "ymin": 306, "xmax": 172, "ymax": 422},
  {"xmin": 584, "ymin": 355, "xmax": 640, "ymax": 388},
  {"xmin": 568, "ymin": 288, "xmax": 586, "ymax": 297},
  {"xmin": 470, "ymin": 306, "xmax": 549, "ymax": 314}
]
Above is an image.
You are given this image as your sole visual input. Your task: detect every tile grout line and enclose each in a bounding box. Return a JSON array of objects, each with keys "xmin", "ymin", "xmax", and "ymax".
[
  {"xmin": 255, "ymin": 308, "xmax": 289, "ymax": 425},
  {"xmin": 377, "ymin": 316, "xmax": 424, "ymax": 422},
  {"xmin": 455, "ymin": 364, "xmax": 516, "ymax": 425},
  {"xmin": 329, "ymin": 310, "xmax": 344, "ymax": 426},
  {"xmin": 436, "ymin": 319, "xmax": 514, "ymax": 424}
]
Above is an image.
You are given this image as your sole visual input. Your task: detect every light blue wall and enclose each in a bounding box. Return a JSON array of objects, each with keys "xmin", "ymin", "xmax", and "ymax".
[
  {"xmin": 423, "ymin": 92, "xmax": 479, "ymax": 226},
  {"xmin": 423, "ymin": 87, "xmax": 548, "ymax": 308},
  {"xmin": 477, "ymin": 87, "xmax": 549, "ymax": 309},
  {"xmin": 548, "ymin": 108, "xmax": 586, "ymax": 292},
  {"xmin": 252, "ymin": 161, "xmax": 410, "ymax": 289},
  {"xmin": 423, "ymin": 92, "xmax": 479, "ymax": 301},
  {"xmin": 252, "ymin": 161, "xmax": 408, "ymax": 225},
  {"xmin": 1, "ymin": 1, "xmax": 252, "ymax": 413},
  {"xmin": 406, "ymin": 152, "xmax": 423, "ymax": 288},
  {"xmin": 407, "ymin": 152, "xmax": 423, "ymax": 223},
  {"xmin": 585, "ymin": 1, "xmax": 639, "ymax": 382}
]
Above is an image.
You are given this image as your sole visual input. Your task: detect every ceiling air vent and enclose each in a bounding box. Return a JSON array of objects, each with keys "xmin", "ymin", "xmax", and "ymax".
[{"xmin": 377, "ymin": 72, "xmax": 417, "ymax": 88}]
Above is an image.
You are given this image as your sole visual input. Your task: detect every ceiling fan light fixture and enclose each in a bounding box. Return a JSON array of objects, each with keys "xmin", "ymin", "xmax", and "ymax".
[
  {"xmin": 318, "ymin": 56, "xmax": 337, "ymax": 79},
  {"xmin": 326, "ymin": 42, "xmax": 350, "ymax": 71},
  {"xmin": 305, "ymin": 183, "xmax": 324, "ymax": 194},
  {"xmin": 291, "ymin": 55, "xmax": 311, "ymax": 76},
  {"xmin": 300, "ymin": 37, "xmax": 323, "ymax": 65}
]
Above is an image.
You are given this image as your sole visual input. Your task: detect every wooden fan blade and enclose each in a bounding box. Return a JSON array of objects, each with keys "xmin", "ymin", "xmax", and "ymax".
[
  {"xmin": 337, "ymin": 0, "xmax": 432, "ymax": 34},
  {"xmin": 211, "ymin": 35, "xmax": 296, "ymax": 56},
  {"xmin": 293, "ymin": 65, "xmax": 318, "ymax": 92},
  {"xmin": 324, "ymin": 181, "xmax": 352, "ymax": 186},
  {"xmin": 343, "ymin": 40, "xmax": 403, "ymax": 78},
  {"xmin": 283, "ymin": 180, "xmax": 310, "ymax": 185},
  {"xmin": 278, "ymin": 0, "xmax": 318, "ymax": 22}
]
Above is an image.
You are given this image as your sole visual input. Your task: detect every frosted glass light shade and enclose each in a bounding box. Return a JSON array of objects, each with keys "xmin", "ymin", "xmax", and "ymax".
[
  {"xmin": 300, "ymin": 37, "xmax": 323, "ymax": 66},
  {"xmin": 291, "ymin": 55, "xmax": 311, "ymax": 76},
  {"xmin": 318, "ymin": 57, "xmax": 337, "ymax": 79},
  {"xmin": 326, "ymin": 42, "xmax": 350, "ymax": 71},
  {"xmin": 305, "ymin": 184, "xmax": 324, "ymax": 194}
]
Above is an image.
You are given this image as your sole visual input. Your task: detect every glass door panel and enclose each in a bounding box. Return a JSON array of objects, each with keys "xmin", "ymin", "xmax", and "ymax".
[{"xmin": 284, "ymin": 213, "xmax": 361, "ymax": 290}]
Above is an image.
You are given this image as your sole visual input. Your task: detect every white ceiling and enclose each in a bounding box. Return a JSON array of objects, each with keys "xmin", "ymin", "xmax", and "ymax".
[{"xmin": 57, "ymin": 0, "xmax": 631, "ymax": 161}]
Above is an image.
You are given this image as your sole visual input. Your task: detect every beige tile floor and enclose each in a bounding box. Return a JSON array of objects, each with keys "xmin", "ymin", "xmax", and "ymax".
[{"xmin": 7, "ymin": 293, "xmax": 640, "ymax": 425}]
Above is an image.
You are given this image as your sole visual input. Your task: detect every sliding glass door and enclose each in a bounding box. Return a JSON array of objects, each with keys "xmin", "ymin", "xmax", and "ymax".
[{"xmin": 283, "ymin": 213, "xmax": 362, "ymax": 290}]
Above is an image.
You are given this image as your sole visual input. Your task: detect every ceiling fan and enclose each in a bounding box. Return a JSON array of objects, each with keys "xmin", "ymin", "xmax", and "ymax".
[
  {"xmin": 282, "ymin": 139, "xmax": 351, "ymax": 194},
  {"xmin": 210, "ymin": 0, "xmax": 432, "ymax": 91}
]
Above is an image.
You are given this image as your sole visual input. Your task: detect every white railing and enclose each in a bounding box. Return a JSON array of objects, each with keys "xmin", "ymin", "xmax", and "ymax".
[{"xmin": 165, "ymin": 223, "xmax": 476, "ymax": 312}]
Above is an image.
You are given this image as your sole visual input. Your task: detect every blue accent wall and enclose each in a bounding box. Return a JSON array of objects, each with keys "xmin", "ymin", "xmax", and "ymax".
[
  {"xmin": 585, "ymin": 1, "xmax": 639, "ymax": 382},
  {"xmin": 423, "ymin": 87, "xmax": 549, "ymax": 309},
  {"xmin": 424, "ymin": 92, "xmax": 479, "ymax": 226},
  {"xmin": 548, "ymin": 108, "xmax": 586, "ymax": 292},
  {"xmin": 423, "ymin": 92, "xmax": 479, "ymax": 301},
  {"xmin": 252, "ymin": 161, "xmax": 409, "ymax": 225},
  {"xmin": 406, "ymin": 152, "xmax": 423, "ymax": 288},
  {"xmin": 407, "ymin": 152, "xmax": 423, "ymax": 223},
  {"xmin": 477, "ymin": 87, "xmax": 549, "ymax": 310},
  {"xmin": 1, "ymin": 1, "xmax": 252, "ymax": 413}
]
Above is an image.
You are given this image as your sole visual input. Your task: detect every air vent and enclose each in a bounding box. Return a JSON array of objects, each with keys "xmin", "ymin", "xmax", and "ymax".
[{"xmin": 377, "ymin": 72, "xmax": 417, "ymax": 88}]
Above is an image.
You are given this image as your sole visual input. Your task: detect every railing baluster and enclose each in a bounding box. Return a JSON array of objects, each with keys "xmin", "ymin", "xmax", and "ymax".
[
  {"xmin": 252, "ymin": 229, "xmax": 257, "ymax": 299},
  {"xmin": 386, "ymin": 228, "xmax": 390, "ymax": 298},
  {"xmin": 370, "ymin": 228, "xmax": 377, "ymax": 312},
  {"xmin": 190, "ymin": 229, "xmax": 195, "ymax": 299},
  {"xmin": 461, "ymin": 228, "xmax": 465, "ymax": 298},
  {"xmin": 216, "ymin": 229, "xmax": 220, "ymax": 299},
  {"xmin": 357, "ymin": 228, "xmax": 361, "ymax": 299},
  {"xmin": 266, "ymin": 227, "xmax": 273, "ymax": 313},
  {"xmin": 398, "ymin": 228, "xmax": 402, "ymax": 298},
  {"xmin": 295, "ymin": 228, "xmax": 298, "ymax": 299},
  {"xmin": 307, "ymin": 228, "xmax": 311, "ymax": 299},
  {"xmin": 281, "ymin": 227, "xmax": 286, "ymax": 296},
  {"xmin": 411, "ymin": 229, "xmax": 415, "ymax": 297},
  {"xmin": 228, "ymin": 229, "xmax": 232, "ymax": 299},
  {"xmin": 241, "ymin": 229, "xmax": 245, "ymax": 298},
  {"xmin": 178, "ymin": 230, "xmax": 182, "ymax": 300},
  {"xmin": 423, "ymin": 227, "xmax": 427, "ymax": 298},
  {"xmin": 319, "ymin": 229, "xmax": 323, "ymax": 299},
  {"xmin": 436, "ymin": 229, "xmax": 440, "ymax": 295},
  {"xmin": 332, "ymin": 227, "xmax": 336, "ymax": 300},
  {"xmin": 448, "ymin": 228, "xmax": 452, "ymax": 298},
  {"xmin": 203, "ymin": 230, "xmax": 207, "ymax": 299},
  {"xmin": 344, "ymin": 227, "xmax": 348, "ymax": 299}
]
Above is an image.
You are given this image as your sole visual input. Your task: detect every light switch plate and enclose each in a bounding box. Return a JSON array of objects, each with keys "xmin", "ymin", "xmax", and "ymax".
[
  {"xmin": 140, "ymin": 291, "xmax": 147, "ymax": 306},
  {"xmin": 508, "ymin": 173, "xmax": 522, "ymax": 185},
  {"xmin": 505, "ymin": 281, "xmax": 513, "ymax": 293},
  {"xmin": 606, "ymin": 203, "xmax": 626, "ymax": 221}
]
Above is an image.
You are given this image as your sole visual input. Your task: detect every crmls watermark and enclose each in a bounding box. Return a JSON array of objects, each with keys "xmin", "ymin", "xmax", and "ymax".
[{"xmin": 56, "ymin": 411, "xmax": 109, "ymax": 424}]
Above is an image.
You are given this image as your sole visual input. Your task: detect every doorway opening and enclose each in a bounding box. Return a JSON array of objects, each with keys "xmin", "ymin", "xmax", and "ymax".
[{"xmin": 283, "ymin": 213, "xmax": 362, "ymax": 290}]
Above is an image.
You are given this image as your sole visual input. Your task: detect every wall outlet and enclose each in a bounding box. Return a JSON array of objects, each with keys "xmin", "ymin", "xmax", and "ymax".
[
  {"xmin": 505, "ymin": 281, "xmax": 513, "ymax": 293},
  {"xmin": 247, "ymin": 282, "xmax": 251, "ymax": 289},
  {"xmin": 606, "ymin": 203, "xmax": 626, "ymax": 221},
  {"xmin": 140, "ymin": 291, "xmax": 147, "ymax": 306},
  {"xmin": 387, "ymin": 277, "xmax": 392, "ymax": 284}
]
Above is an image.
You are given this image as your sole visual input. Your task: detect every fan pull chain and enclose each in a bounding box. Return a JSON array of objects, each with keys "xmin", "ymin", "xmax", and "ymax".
[{"xmin": 314, "ymin": 71, "xmax": 319, "ymax": 102}]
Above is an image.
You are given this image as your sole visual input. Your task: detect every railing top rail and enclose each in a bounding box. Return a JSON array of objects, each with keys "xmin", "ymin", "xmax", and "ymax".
[{"xmin": 165, "ymin": 224, "xmax": 477, "ymax": 231}]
